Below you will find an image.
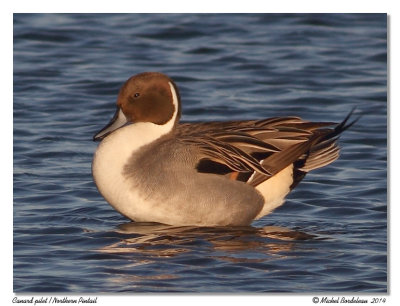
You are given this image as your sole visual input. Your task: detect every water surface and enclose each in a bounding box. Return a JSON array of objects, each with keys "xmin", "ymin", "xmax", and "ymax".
[{"xmin": 13, "ymin": 13, "xmax": 387, "ymax": 292}]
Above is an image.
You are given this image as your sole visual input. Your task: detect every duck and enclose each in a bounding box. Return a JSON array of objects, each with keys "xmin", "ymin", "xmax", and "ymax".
[{"xmin": 92, "ymin": 72, "xmax": 357, "ymax": 226}]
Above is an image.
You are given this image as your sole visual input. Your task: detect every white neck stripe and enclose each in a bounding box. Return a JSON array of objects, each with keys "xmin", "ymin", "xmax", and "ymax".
[{"xmin": 168, "ymin": 81, "xmax": 179, "ymax": 124}]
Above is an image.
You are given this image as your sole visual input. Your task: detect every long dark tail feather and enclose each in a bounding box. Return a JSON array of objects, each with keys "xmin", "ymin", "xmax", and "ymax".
[
  {"xmin": 326, "ymin": 107, "xmax": 361, "ymax": 140},
  {"xmin": 290, "ymin": 108, "xmax": 360, "ymax": 190}
]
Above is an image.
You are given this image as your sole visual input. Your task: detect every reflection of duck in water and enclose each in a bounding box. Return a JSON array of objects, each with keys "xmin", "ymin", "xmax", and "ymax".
[
  {"xmin": 93, "ymin": 72, "xmax": 357, "ymax": 226},
  {"xmin": 99, "ymin": 222, "xmax": 317, "ymax": 257}
]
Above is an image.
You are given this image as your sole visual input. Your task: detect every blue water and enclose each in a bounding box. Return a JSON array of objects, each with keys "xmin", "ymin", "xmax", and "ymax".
[{"xmin": 13, "ymin": 13, "xmax": 387, "ymax": 292}]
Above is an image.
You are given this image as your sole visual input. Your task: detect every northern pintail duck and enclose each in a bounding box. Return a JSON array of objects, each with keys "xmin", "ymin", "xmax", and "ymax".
[{"xmin": 92, "ymin": 72, "xmax": 357, "ymax": 226}]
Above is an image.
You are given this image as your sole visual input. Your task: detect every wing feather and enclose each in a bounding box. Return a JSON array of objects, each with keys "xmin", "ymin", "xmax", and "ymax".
[{"xmin": 176, "ymin": 111, "xmax": 356, "ymax": 188}]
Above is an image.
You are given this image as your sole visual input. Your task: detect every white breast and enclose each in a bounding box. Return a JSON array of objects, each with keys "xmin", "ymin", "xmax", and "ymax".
[{"xmin": 92, "ymin": 122, "xmax": 167, "ymax": 220}]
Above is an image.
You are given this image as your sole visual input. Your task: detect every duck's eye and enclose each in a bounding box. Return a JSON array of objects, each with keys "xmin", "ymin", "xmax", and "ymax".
[{"xmin": 134, "ymin": 93, "xmax": 140, "ymax": 98}]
